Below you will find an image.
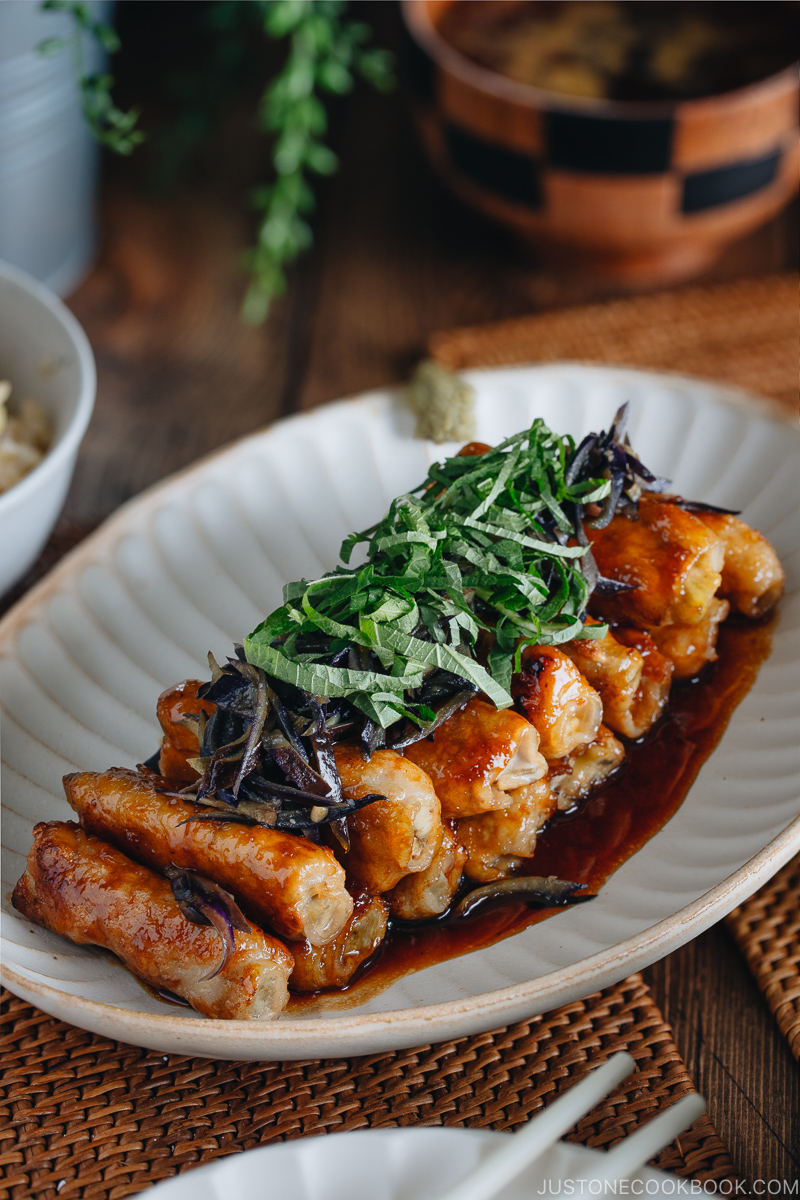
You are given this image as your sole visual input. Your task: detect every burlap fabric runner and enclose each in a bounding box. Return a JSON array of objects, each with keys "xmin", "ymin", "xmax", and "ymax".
[{"xmin": 429, "ymin": 273, "xmax": 798, "ymax": 415}]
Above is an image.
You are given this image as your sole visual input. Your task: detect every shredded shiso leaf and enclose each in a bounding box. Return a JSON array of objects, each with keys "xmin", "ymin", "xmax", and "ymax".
[
  {"xmin": 245, "ymin": 415, "xmax": 627, "ymax": 731},
  {"xmin": 154, "ymin": 403, "xmax": 669, "ymax": 878}
]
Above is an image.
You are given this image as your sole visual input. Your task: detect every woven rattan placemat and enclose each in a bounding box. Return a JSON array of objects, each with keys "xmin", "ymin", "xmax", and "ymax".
[
  {"xmin": 0, "ymin": 975, "xmax": 738, "ymax": 1200},
  {"xmin": 726, "ymin": 855, "xmax": 800, "ymax": 1062},
  {"xmin": 429, "ymin": 273, "xmax": 798, "ymax": 414}
]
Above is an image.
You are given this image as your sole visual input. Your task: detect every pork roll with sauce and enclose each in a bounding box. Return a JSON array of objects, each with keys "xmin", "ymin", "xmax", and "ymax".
[
  {"xmin": 511, "ymin": 646, "xmax": 603, "ymax": 759},
  {"xmin": 65, "ymin": 768, "xmax": 353, "ymax": 945},
  {"xmin": 388, "ymin": 823, "xmax": 467, "ymax": 920},
  {"xmin": 13, "ymin": 822, "xmax": 294, "ymax": 1020},
  {"xmin": 290, "ymin": 891, "xmax": 389, "ymax": 992},
  {"xmin": 587, "ymin": 495, "xmax": 724, "ymax": 628},
  {"xmin": 156, "ymin": 679, "xmax": 215, "ymax": 784},
  {"xmin": 458, "ymin": 779, "xmax": 556, "ymax": 882},
  {"xmin": 692, "ymin": 510, "xmax": 785, "ymax": 619},
  {"xmin": 334, "ymin": 744, "xmax": 442, "ymax": 892},
  {"xmin": 562, "ymin": 625, "xmax": 672, "ymax": 738},
  {"xmin": 404, "ymin": 697, "xmax": 546, "ymax": 818},
  {"xmin": 548, "ymin": 725, "xmax": 625, "ymax": 811},
  {"xmin": 647, "ymin": 597, "xmax": 730, "ymax": 680}
]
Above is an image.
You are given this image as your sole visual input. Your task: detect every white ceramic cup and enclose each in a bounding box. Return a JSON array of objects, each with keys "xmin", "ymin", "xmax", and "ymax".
[
  {"xmin": 0, "ymin": 258, "xmax": 96, "ymax": 597},
  {"xmin": 0, "ymin": 0, "xmax": 111, "ymax": 296}
]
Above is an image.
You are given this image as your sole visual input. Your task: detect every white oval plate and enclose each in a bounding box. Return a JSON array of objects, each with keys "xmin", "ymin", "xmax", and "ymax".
[
  {"xmin": 2, "ymin": 365, "xmax": 798, "ymax": 1060},
  {"xmin": 144, "ymin": 1128, "xmax": 678, "ymax": 1199}
]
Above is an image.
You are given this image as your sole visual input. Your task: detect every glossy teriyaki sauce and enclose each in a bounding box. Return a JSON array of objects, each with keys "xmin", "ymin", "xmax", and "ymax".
[{"xmin": 288, "ymin": 614, "xmax": 775, "ymax": 1014}]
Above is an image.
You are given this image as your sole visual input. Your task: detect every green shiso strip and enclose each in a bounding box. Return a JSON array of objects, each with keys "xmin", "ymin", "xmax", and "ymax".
[{"xmin": 245, "ymin": 419, "xmax": 610, "ymax": 728}]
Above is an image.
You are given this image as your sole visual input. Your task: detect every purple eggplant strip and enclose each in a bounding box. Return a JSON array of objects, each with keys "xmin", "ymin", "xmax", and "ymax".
[
  {"xmin": 673, "ymin": 498, "xmax": 741, "ymax": 515},
  {"xmin": 360, "ymin": 718, "xmax": 385, "ymax": 761},
  {"xmin": 165, "ymin": 866, "xmax": 250, "ymax": 979},
  {"xmin": 267, "ymin": 683, "xmax": 310, "ymax": 762},
  {"xmin": 240, "ymin": 774, "xmax": 340, "ymax": 807},
  {"xmin": 155, "ymin": 987, "xmax": 192, "ymax": 1006},
  {"xmin": 453, "ymin": 876, "xmax": 588, "ymax": 919},
  {"xmin": 594, "ymin": 576, "xmax": 639, "ymax": 595},
  {"xmin": 266, "ymin": 741, "xmax": 332, "ymax": 796},
  {"xmin": 609, "ymin": 402, "xmax": 628, "ymax": 442},
  {"xmin": 625, "ymin": 451, "xmax": 669, "ymax": 491},
  {"xmin": 232, "ymin": 669, "xmax": 270, "ymax": 798},
  {"xmin": 179, "ymin": 812, "xmax": 266, "ymax": 829},
  {"xmin": 306, "ymin": 696, "xmax": 343, "ymax": 802},
  {"xmin": 180, "ymin": 789, "xmax": 385, "ymax": 831},
  {"xmin": 586, "ymin": 471, "xmax": 624, "ymax": 529},
  {"xmin": 573, "ymin": 401, "xmax": 672, "ymax": 538},
  {"xmin": 390, "ymin": 689, "xmax": 475, "ymax": 750},
  {"xmin": 565, "ymin": 433, "xmax": 598, "ymax": 486},
  {"xmin": 198, "ymin": 671, "xmax": 255, "ymax": 716}
]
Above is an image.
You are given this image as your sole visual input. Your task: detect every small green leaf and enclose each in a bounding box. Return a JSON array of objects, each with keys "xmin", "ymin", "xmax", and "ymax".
[
  {"xmin": 242, "ymin": 0, "xmax": 395, "ymax": 324},
  {"xmin": 37, "ymin": 1, "xmax": 143, "ymax": 157},
  {"xmin": 304, "ymin": 141, "xmax": 338, "ymax": 174},
  {"xmin": 92, "ymin": 22, "xmax": 120, "ymax": 53},
  {"xmin": 356, "ymin": 48, "xmax": 395, "ymax": 92},
  {"xmin": 317, "ymin": 59, "xmax": 353, "ymax": 93},
  {"xmin": 37, "ymin": 37, "xmax": 66, "ymax": 56},
  {"xmin": 264, "ymin": 0, "xmax": 309, "ymax": 38}
]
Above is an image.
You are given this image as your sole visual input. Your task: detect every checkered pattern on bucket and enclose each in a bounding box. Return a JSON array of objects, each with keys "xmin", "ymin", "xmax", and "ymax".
[{"xmin": 406, "ymin": 23, "xmax": 799, "ymax": 276}]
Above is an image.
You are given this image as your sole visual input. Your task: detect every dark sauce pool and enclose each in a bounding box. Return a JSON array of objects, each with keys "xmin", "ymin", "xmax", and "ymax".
[{"xmin": 288, "ymin": 613, "xmax": 775, "ymax": 1015}]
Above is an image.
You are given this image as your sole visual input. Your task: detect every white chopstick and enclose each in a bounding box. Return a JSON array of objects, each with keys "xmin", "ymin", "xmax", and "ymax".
[
  {"xmin": 573, "ymin": 1092, "xmax": 707, "ymax": 1188},
  {"xmin": 434, "ymin": 1052, "xmax": 637, "ymax": 1200}
]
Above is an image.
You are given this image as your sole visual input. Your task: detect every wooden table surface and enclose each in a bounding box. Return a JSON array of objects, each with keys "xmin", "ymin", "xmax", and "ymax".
[{"xmin": 13, "ymin": 3, "xmax": 800, "ymax": 1186}]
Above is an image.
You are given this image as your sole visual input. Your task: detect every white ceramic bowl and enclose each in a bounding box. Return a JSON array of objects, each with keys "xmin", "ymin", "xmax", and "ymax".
[
  {"xmin": 145, "ymin": 1128, "xmax": 680, "ymax": 1199},
  {"xmin": 0, "ymin": 258, "xmax": 96, "ymax": 596}
]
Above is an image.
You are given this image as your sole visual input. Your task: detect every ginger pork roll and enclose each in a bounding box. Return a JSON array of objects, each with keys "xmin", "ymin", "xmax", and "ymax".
[
  {"xmin": 387, "ymin": 823, "xmax": 467, "ymax": 921},
  {"xmin": 290, "ymin": 891, "xmax": 389, "ymax": 992},
  {"xmin": 511, "ymin": 646, "xmax": 603, "ymax": 759},
  {"xmin": 647, "ymin": 597, "xmax": 730, "ymax": 680},
  {"xmin": 404, "ymin": 697, "xmax": 546, "ymax": 818},
  {"xmin": 458, "ymin": 778, "xmax": 556, "ymax": 883},
  {"xmin": 64, "ymin": 767, "xmax": 353, "ymax": 946},
  {"xmin": 610, "ymin": 630, "xmax": 674, "ymax": 729},
  {"xmin": 13, "ymin": 822, "xmax": 294, "ymax": 1021},
  {"xmin": 561, "ymin": 624, "xmax": 672, "ymax": 738},
  {"xmin": 156, "ymin": 679, "xmax": 215, "ymax": 784},
  {"xmin": 587, "ymin": 495, "xmax": 724, "ymax": 628},
  {"xmin": 548, "ymin": 724, "xmax": 625, "ymax": 812},
  {"xmin": 692, "ymin": 510, "xmax": 785, "ymax": 619},
  {"xmin": 334, "ymin": 744, "xmax": 442, "ymax": 892}
]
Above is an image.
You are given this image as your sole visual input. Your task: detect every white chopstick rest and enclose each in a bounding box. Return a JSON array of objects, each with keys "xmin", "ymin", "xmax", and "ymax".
[{"xmin": 434, "ymin": 1052, "xmax": 637, "ymax": 1200}]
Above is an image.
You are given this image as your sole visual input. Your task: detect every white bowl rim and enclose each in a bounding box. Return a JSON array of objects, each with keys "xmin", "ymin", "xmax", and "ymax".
[
  {"xmin": 143, "ymin": 1126, "xmax": 677, "ymax": 1197},
  {"xmin": 0, "ymin": 257, "xmax": 96, "ymax": 516},
  {"xmin": 1, "ymin": 364, "xmax": 798, "ymax": 1055}
]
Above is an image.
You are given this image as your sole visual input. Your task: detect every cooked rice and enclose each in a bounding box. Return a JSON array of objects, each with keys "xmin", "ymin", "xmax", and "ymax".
[{"xmin": 0, "ymin": 380, "xmax": 52, "ymax": 495}]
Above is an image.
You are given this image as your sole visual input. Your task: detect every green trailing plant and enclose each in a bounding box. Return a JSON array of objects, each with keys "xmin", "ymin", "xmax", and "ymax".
[
  {"xmin": 37, "ymin": 0, "xmax": 144, "ymax": 156},
  {"xmin": 242, "ymin": 0, "xmax": 394, "ymax": 324},
  {"xmin": 36, "ymin": 0, "xmax": 393, "ymax": 323}
]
